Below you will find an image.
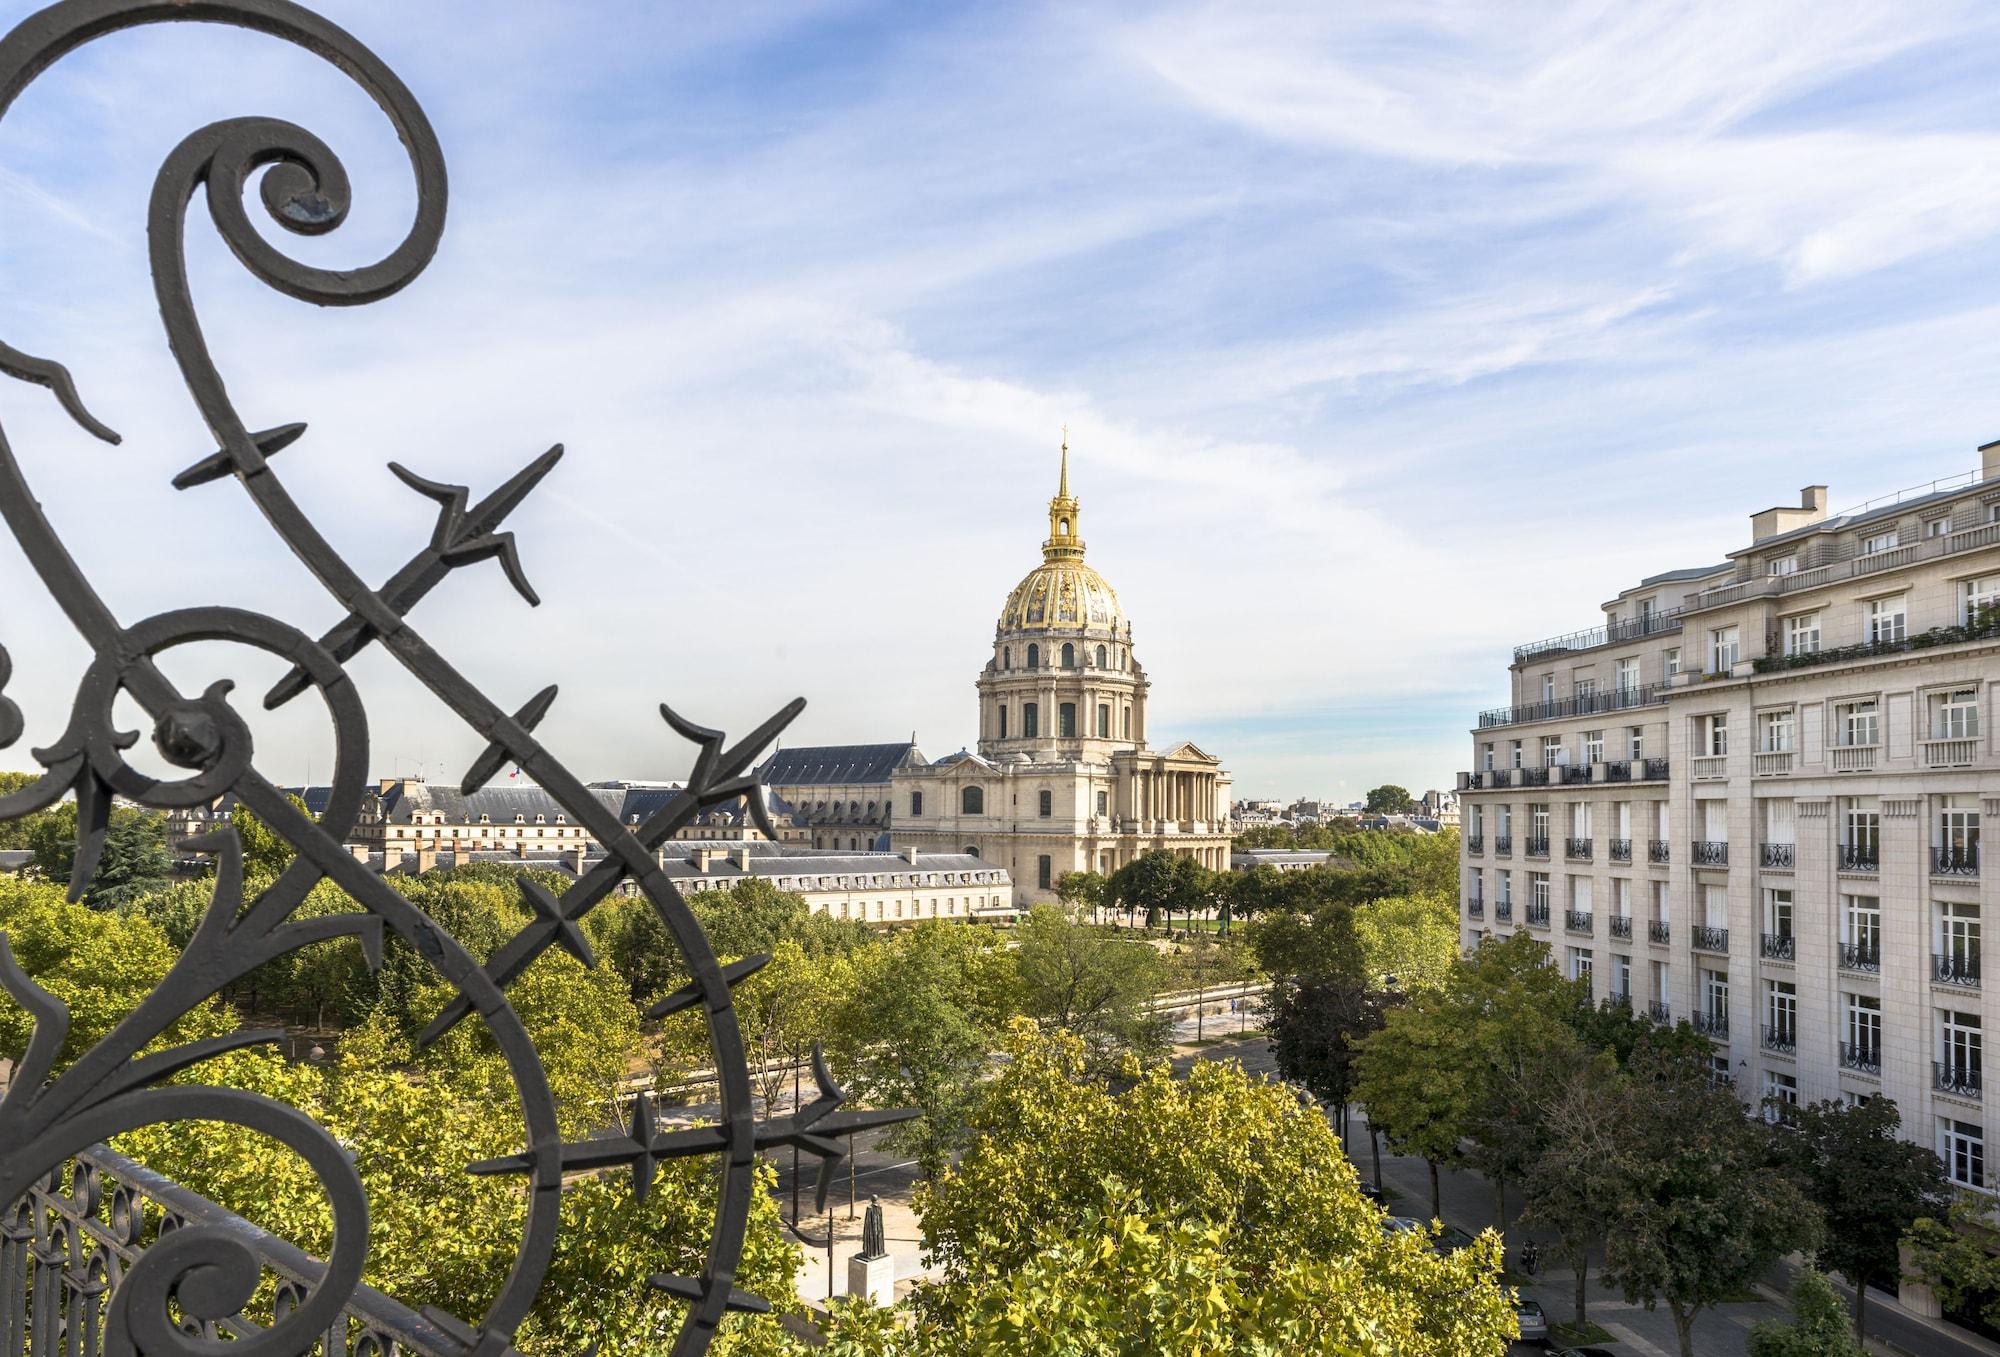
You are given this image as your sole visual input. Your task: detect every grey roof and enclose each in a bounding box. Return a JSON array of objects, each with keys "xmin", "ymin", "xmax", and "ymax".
[
  {"xmin": 377, "ymin": 843, "xmax": 1003, "ymax": 884},
  {"xmin": 0, "ymin": 850, "xmax": 31, "ymax": 872},
  {"xmin": 377, "ymin": 780, "xmax": 802, "ymax": 828},
  {"xmin": 756, "ymin": 743, "xmax": 926, "ymax": 787},
  {"xmin": 1637, "ymin": 562, "xmax": 1731, "ymax": 586}
]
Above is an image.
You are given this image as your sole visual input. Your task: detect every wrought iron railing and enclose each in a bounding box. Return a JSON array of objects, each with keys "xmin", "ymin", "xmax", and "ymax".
[
  {"xmin": 1525, "ymin": 901, "xmax": 1551, "ymax": 927},
  {"xmin": 1648, "ymin": 920, "xmax": 1671, "ymax": 944},
  {"xmin": 1520, "ymin": 767, "xmax": 1550, "ymax": 787},
  {"xmin": 1648, "ymin": 839, "xmax": 1671, "ymax": 863},
  {"xmin": 1525, "ymin": 836, "xmax": 1551, "ymax": 857},
  {"xmin": 1608, "ymin": 837, "xmax": 1632, "ymax": 862},
  {"xmin": 1565, "ymin": 837, "xmax": 1592, "ymax": 861},
  {"xmin": 1762, "ymin": 1025, "xmax": 1797, "ymax": 1055},
  {"xmin": 1692, "ymin": 840, "xmax": 1729, "ymax": 867},
  {"xmin": 1603, "ymin": 761, "xmax": 1631, "ymax": 783},
  {"xmin": 1608, "ymin": 915, "xmax": 1632, "ymax": 941},
  {"xmin": 1692, "ymin": 925, "xmax": 1730, "ymax": 953},
  {"xmin": 0, "ymin": 7, "xmax": 907, "ymax": 1354},
  {"xmin": 1643, "ymin": 757, "xmax": 1670, "ymax": 780},
  {"xmin": 1760, "ymin": 843, "xmax": 1795, "ymax": 869},
  {"xmin": 1761, "ymin": 932, "xmax": 1795, "ymax": 961},
  {"xmin": 1467, "ymin": 898, "xmax": 1484, "ymax": 918},
  {"xmin": 1495, "ymin": 900, "xmax": 1514, "ymax": 922},
  {"xmin": 1495, "ymin": 835, "xmax": 1513, "ymax": 855},
  {"xmin": 1936, "ymin": 1061, "xmax": 1983, "ymax": 1100},
  {"xmin": 1646, "ymin": 1000, "xmax": 1670, "ymax": 1024},
  {"xmin": 1562, "ymin": 765, "xmax": 1593, "ymax": 785},
  {"xmin": 1935, "ymin": 951, "xmax": 1982, "ymax": 987},
  {"xmin": 1934, "ymin": 844, "xmax": 1981, "ymax": 876},
  {"xmin": 1467, "ymin": 835, "xmax": 1484, "ymax": 854},
  {"xmin": 1513, "ymin": 608, "xmax": 1684, "ymax": 661},
  {"xmin": 1840, "ymin": 1042, "xmax": 1881, "ymax": 1076},
  {"xmin": 1840, "ymin": 845, "xmax": 1880, "ymax": 872},
  {"xmin": 1565, "ymin": 909, "xmax": 1593, "ymax": 934},
  {"xmin": 1839, "ymin": 942, "xmax": 1881, "ymax": 973},
  {"xmin": 1477, "ymin": 681, "xmax": 1669, "ymax": 729},
  {"xmin": 1692, "ymin": 1012, "xmax": 1728, "ymax": 1040}
]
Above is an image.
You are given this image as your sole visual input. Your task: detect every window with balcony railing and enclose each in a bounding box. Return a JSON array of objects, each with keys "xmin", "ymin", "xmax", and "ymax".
[
  {"xmin": 1608, "ymin": 837, "xmax": 1632, "ymax": 862},
  {"xmin": 1648, "ymin": 920, "xmax": 1671, "ymax": 944},
  {"xmin": 1565, "ymin": 837, "xmax": 1592, "ymax": 860},
  {"xmin": 1691, "ymin": 924, "xmax": 1729, "ymax": 952},
  {"xmin": 1761, "ymin": 932, "xmax": 1795, "ymax": 962},
  {"xmin": 1609, "ymin": 915, "xmax": 1632, "ymax": 940},
  {"xmin": 1565, "ymin": 909, "xmax": 1593, "ymax": 933},
  {"xmin": 1692, "ymin": 840, "xmax": 1728, "ymax": 867},
  {"xmin": 1760, "ymin": 843, "xmax": 1794, "ymax": 869}
]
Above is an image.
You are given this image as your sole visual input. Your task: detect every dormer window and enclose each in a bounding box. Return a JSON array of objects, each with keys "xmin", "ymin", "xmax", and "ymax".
[
  {"xmin": 1861, "ymin": 529, "xmax": 1898, "ymax": 556},
  {"xmin": 1767, "ymin": 556, "xmax": 1797, "ymax": 577}
]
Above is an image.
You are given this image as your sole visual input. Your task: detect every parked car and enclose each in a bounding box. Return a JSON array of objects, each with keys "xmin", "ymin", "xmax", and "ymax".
[
  {"xmin": 1513, "ymin": 1298, "xmax": 1548, "ymax": 1343},
  {"xmin": 1357, "ymin": 1181, "xmax": 1386, "ymax": 1205},
  {"xmin": 1433, "ymin": 1225, "xmax": 1476, "ymax": 1254},
  {"xmin": 1381, "ymin": 1216, "xmax": 1426, "ymax": 1235}
]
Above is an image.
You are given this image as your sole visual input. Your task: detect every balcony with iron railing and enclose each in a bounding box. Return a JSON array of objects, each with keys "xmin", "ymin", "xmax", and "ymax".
[
  {"xmin": 1646, "ymin": 1000, "xmax": 1671, "ymax": 1024},
  {"xmin": 1495, "ymin": 835, "xmax": 1514, "ymax": 855},
  {"xmin": 1609, "ymin": 915, "xmax": 1632, "ymax": 941},
  {"xmin": 1749, "ymin": 607, "xmax": 2000, "ymax": 676},
  {"xmin": 1648, "ymin": 920, "xmax": 1671, "ymax": 945},
  {"xmin": 1692, "ymin": 924, "xmax": 1730, "ymax": 953},
  {"xmin": 1840, "ymin": 845, "xmax": 1880, "ymax": 872},
  {"xmin": 1761, "ymin": 932, "xmax": 1795, "ymax": 962},
  {"xmin": 1840, "ymin": 1042, "xmax": 1881, "ymax": 1076},
  {"xmin": 1935, "ymin": 950, "xmax": 1982, "ymax": 988},
  {"xmin": 1562, "ymin": 764, "xmax": 1594, "ymax": 785},
  {"xmin": 1934, "ymin": 844, "xmax": 1981, "ymax": 876},
  {"xmin": 1520, "ymin": 767, "xmax": 1551, "ymax": 786},
  {"xmin": 1525, "ymin": 901, "xmax": 1551, "ymax": 927},
  {"xmin": 1495, "ymin": 900, "xmax": 1514, "ymax": 922},
  {"xmin": 1565, "ymin": 909, "xmax": 1593, "ymax": 934},
  {"xmin": 1692, "ymin": 840, "xmax": 1729, "ymax": 867},
  {"xmin": 1476, "ymin": 681, "xmax": 1670, "ymax": 730},
  {"xmin": 1467, "ymin": 835, "xmax": 1484, "ymax": 855},
  {"xmin": 1525, "ymin": 836, "xmax": 1551, "ymax": 858},
  {"xmin": 1648, "ymin": 839, "xmax": 1671, "ymax": 864},
  {"xmin": 1936, "ymin": 1061, "xmax": 1983, "ymax": 1101},
  {"xmin": 1763, "ymin": 1024, "xmax": 1797, "ymax": 1055},
  {"xmin": 1839, "ymin": 941, "xmax": 1881, "ymax": 973},
  {"xmin": 1565, "ymin": 837, "xmax": 1593, "ymax": 861},
  {"xmin": 1692, "ymin": 1011, "xmax": 1728, "ymax": 1040},
  {"xmin": 1513, "ymin": 607, "xmax": 1686, "ymax": 662},
  {"xmin": 1467, "ymin": 897, "xmax": 1484, "ymax": 919},
  {"xmin": 1604, "ymin": 761, "xmax": 1631, "ymax": 783},
  {"xmin": 1760, "ymin": 843, "xmax": 1795, "ymax": 869}
]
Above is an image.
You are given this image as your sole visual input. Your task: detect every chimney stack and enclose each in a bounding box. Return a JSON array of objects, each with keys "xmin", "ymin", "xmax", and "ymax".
[
  {"xmin": 1982, "ymin": 439, "xmax": 2000, "ymax": 482},
  {"xmin": 732, "ymin": 845, "xmax": 752, "ymax": 871}
]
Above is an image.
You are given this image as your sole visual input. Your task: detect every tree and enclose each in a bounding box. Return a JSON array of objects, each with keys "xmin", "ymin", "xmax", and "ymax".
[
  {"xmin": 1266, "ymin": 973, "xmax": 1400, "ymax": 1154},
  {"xmin": 1521, "ymin": 1048, "xmax": 1624, "ymax": 1327},
  {"xmin": 1352, "ymin": 890, "xmax": 1459, "ymax": 993},
  {"xmin": 1770, "ymin": 1097, "xmax": 1952, "ymax": 1340},
  {"xmin": 829, "ymin": 922, "xmax": 1016, "ymax": 1176},
  {"xmin": 1011, "ymin": 905, "xmax": 1166, "ymax": 1070},
  {"xmin": 0, "ymin": 770, "xmax": 45, "ymax": 849},
  {"xmin": 834, "ymin": 1022, "xmax": 1517, "ymax": 1356},
  {"xmin": 1748, "ymin": 1269, "xmax": 1864, "ymax": 1357},
  {"xmin": 229, "ymin": 793, "xmax": 312, "ymax": 878},
  {"xmin": 1106, "ymin": 850, "xmax": 1203, "ymax": 930},
  {"xmin": 735, "ymin": 939, "xmax": 843, "ymax": 1115},
  {"xmin": 1053, "ymin": 870, "xmax": 1106, "ymax": 918},
  {"xmin": 1600, "ymin": 1051, "xmax": 1822, "ymax": 1357},
  {"xmin": 26, "ymin": 801, "xmax": 173, "ymax": 910},
  {"xmin": 1353, "ymin": 991, "xmax": 1478, "ymax": 1220},
  {"xmin": 1906, "ymin": 1192, "xmax": 2000, "ymax": 1329},
  {"xmin": 1242, "ymin": 902, "xmax": 1363, "ymax": 983},
  {"xmin": 1364, "ymin": 784, "xmax": 1415, "ymax": 815}
]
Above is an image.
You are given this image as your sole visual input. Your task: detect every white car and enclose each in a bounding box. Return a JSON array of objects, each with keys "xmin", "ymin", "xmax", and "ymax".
[{"xmin": 1513, "ymin": 1298, "xmax": 1549, "ymax": 1343}]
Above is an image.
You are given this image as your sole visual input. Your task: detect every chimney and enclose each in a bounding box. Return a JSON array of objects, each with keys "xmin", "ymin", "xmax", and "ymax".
[
  {"xmin": 378, "ymin": 778, "xmax": 397, "ymax": 794},
  {"xmin": 732, "ymin": 845, "xmax": 752, "ymax": 871},
  {"xmin": 566, "ymin": 846, "xmax": 585, "ymax": 875},
  {"xmin": 694, "ymin": 846, "xmax": 717, "ymax": 873},
  {"xmin": 415, "ymin": 845, "xmax": 438, "ymax": 875},
  {"xmin": 1982, "ymin": 440, "xmax": 2000, "ymax": 482},
  {"xmin": 1750, "ymin": 484, "xmax": 1830, "ymax": 543},
  {"xmin": 1801, "ymin": 485, "xmax": 1827, "ymax": 513},
  {"xmin": 904, "ymin": 846, "xmax": 921, "ymax": 865}
]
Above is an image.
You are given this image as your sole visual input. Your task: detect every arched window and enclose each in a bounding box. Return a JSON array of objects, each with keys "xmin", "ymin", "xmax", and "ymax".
[
  {"xmin": 1097, "ymin": 704, "xmax": 1110, "ymax": 738},
  {"xmin": 1002, "ymin": 648, "xmax": 1011, "ymax": 670},
  {"xmin": 1095, "ymin": 644, "xmax": 1107, "ymax": 668},
  {"xmin": 1023, "ymin": 703, "xmax": 1039, "ymax": 738},
  {"xmin": 962, "ymin": 786, "xmax": 984, "ymax": 815},
  {"xmin": 998, "ymin": 705, "xmax": 1008, "ymax": 739},
  {"xmin": 1061, "ymin": 642, "xmax": 1075, "ymax": 669},
  {"xmin": 1038, "ymin": 790, "xmax": 1053, "ymax": 818},
  {"xmin": 1058, "ymin": 517, "xmax": 1070, "ymax": 536},
  {"xmin": 1059, "ymin": 702, "xmax": 1077, "ymax": 737},
  {"xmin": 1027, "ymin": 643, "xmax": 1040, "ymax": 670},
  {"xmin": 965, "ymin": 845, "xmax": 979, "ymax": 858}
]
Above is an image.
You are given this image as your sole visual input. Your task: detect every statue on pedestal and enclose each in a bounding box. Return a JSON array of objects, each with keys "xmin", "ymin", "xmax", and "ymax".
[{"xmin": 861, "ymin": 1196, "xmax": 887, "ymax": 1260}]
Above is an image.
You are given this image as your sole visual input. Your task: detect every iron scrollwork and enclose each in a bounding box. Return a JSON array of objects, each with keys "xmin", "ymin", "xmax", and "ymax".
[{"xmin": 0, "ymin": 2, "xmax": 909, "ymax": 1353}]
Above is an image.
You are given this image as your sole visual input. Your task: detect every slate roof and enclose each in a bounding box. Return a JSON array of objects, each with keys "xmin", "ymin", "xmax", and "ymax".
[
  {"xmin": 377, "ymin": 780, "xmax": 803, "ymax": 828},
  {"xmin": 756, "ymin": 743, "xmax": 925, "ymax": 787}
]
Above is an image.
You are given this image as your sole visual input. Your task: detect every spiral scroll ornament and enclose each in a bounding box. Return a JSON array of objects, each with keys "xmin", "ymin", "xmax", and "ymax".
[{"xmin": 0, "ymin": 4, "xmax": 911, "ymax": 1354}]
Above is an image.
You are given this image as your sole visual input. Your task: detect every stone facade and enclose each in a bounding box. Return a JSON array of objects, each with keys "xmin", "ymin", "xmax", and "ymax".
[
  {"xmin": 892, "ymin": 442, "xmax": 1231, "ymax": 907},
  {"xmin": 1459, "ymin": 443, "xmax": 2000, "ymax": 1191}
]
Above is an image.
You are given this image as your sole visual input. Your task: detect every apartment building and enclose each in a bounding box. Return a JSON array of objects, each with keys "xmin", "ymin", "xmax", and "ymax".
[{"xmin": 1459, "ymin": 444, "xmax": 2000, "ymax": 1192}]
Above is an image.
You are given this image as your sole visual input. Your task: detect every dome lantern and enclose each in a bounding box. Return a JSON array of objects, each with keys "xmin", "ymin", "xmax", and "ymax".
[{"xmin": 995, "ymin": 435, "xmax": 1126, "ymax": 638}]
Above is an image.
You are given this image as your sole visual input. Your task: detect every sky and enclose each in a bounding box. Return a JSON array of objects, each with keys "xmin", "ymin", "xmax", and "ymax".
[{"xmin": 4, "ymin": 1, "xmax": 2000, "ymax": 801}]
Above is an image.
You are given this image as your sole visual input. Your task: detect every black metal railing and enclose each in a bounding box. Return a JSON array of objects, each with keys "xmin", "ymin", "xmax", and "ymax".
[
  {"xmin": 1495, "ymin": 835, "xmax": 1513, "ymax": 855},
  {"xmin": 1753, "ymin": 613, "xmax": 2000, "ymax": 675},
  {"xmin": 1839, "ymin": 942, "xmax": 1881, "ymax": 973},
  {"xmin": 1840, "ymin": 845, "xmax": 1880, "ymax": 872},
  {"xmin": 1646, "ymin": 1000, "xmax": 1671, "ymax": 1024},
  {"xmin": 1608, "ymin": 837, "xmax": 1632, "ymax": 862},
  {"xmin": 1477, "ymin": 680, "xmax": 1671, "ymax": 729},
  {"xmin": 1514, "ymin": 609, "xmax": 1685, "ymax": 662},
  {"xmin": 1763, "ymin": 1024, "xmax": 1797, "ymax": 1055},
  {"xmin": 1692, "ymin": 1011, "xmax": 1728, "ymax": 1039},
  {"xmin": 1692, "ymin": 840, "xmax": 1729, "ymax": 867},
  {"xmin": 1605, "ymin": 992, "xmax": 1632, "ymax": 1010},
  {"xmin": 1525, "ymin": 901, "xmax": 1551, "ymax": 927},
  {"xmin": 1520, "ymin": 767, "xmax": 1550, "ymax": 786},
  {"xmin": 1648, "ymin": 839, "xmax": 1671, "ymax": 863},
  {"xmin": 1565, "ymin": 837, "xmax": 1592, "ymax": 861},
  {"xmin": 1840, "ymin": 1042, "xmax": 1881, "ymax": 1076},
  {"xmin": 1525, "ymin": 836, "xmax": 1550, "ymax": 857},
  {"xmin": 1935, "ymin": 1061, "xmax": 1983, "ymax": 1100},
  {"xmin": 1692, "ymin": 925, "xmax": 1730, "ymax": 952},
  {"xmin": 1761, "ymin": 932, "xmax": 1795, "ymax": 961},
  {"xmin": 1935, "ymin": 951, "xmax": 1982, "ymax": 987},
  {"xmin": 1934, "ymin": 844, "xmax": 1981, "ymax": 876},
  {"xmin": 1604, "ymin": 761, "xmax": 1631, "ymax": 782},
  {"xmin": 1649, "ymin": 920, "xmax": 1671, "ymax": 944},
  {"xmin": 1495, "ymin": 901, "xmax": 1514, "ymax": 922},
  {"xmin": 1760, "ymin": 843, "xmax": 1795, "ymax": 869},
  {"xmin": 1467, "ymin": 898, "xmax": 1484, "ymax": 918},
  {"xmin": 1566, "ymin": 909, "xmax": 1593, "ymax": 933},
  {"xmin": 1563, "ymin": 765, "xmax": 1593, "ymax": 785},
  {"xmin": 1467, "ymin": 835, "xmax": 1484, "ymax": 854},
  {"xmin": 1609, "ymin": 915, "xmax": 1632, "ymax": 940},
  {"xmin": 1642, "ymin": 758, "xmax": 1670, "ymax": 780}
]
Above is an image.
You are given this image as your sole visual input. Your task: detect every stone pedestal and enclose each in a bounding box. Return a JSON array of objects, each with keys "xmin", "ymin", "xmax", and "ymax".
[{"xmin": 846, "ymin": 1252, "xmax": 894, "ymax": 1306}]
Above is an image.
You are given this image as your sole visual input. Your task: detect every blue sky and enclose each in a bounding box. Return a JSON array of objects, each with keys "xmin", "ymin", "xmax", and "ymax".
[{"xmin": 5, "ymin": 1, "xmax": 2000, "ymax": 801}]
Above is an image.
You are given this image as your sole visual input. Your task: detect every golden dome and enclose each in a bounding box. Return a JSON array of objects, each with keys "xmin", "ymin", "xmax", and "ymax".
[{"xmin": 996, "ymin": 436, "xmax": 1127, "ymax": 636}]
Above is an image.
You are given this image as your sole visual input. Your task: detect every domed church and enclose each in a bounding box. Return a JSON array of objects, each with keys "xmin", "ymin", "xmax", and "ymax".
[{"xmin": 891, "ymin": 440, "xmax": 1231, "ymax": 907}]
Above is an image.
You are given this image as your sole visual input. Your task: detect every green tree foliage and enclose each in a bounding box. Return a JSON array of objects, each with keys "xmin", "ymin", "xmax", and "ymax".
[
  {"xmin": 26, "ymin": 801, "xmax": 173, "ymax": 910},
  {"xmin": 1105, "ymin": 850, "xmax": 1208, "ymax": 929},
  {"xmin": 229, "ymin": 792, "xmax": 311, "ymax": 878},
  {"xmin": 735, "ymin": 938, "xmax": 844, "ymax": 1113},
  {"xmin": 0, "ymin": 770, "xmax": 43, "ymax": 849},
  {"xmin": 1242, "ymin": 902, "xmax": 1362, "ymax": 982},
  {"xmin": 820, "ymin": 1023, "xmax": 1515, "ymax": 1356},
  {"xmin": 1363, "ymin": 784, "xmax": 1415, "ymax": 815},
  {"xmin": 1748, "ymin": 1269, "xmax": 1864, "ymax": 1357},
  {"xmin": 1352, "ymin": 890, "xmax": 1459, "ymax": 993},
  {"xmin": 1266, "ymin": 972, "xmax": 1400, "ymax": 1146},
  {"xmin": 1520, "ymin": 1047, "xmax": 1624, "ymax": 1325},
  {"xmin": 829, "ymin": 921, "xmax": 1017, "ymax": 1176},
  {"xmin": 1010, "ymin": 905, "xmax": 1167, "ymax": 1070},
  {"xmin": 1770, "ymin": 1097, "xmax": 1952, "ymax": 1340},
  {"xmin": 1906, "ymin": 1192, "xmax": 2000, "ymax": 1329},
  {"xmin": 1053, "ymin": 869, "xmax": 1106, "ymax": 914},
  {"xmin": 601, "ymin": 876, "xmax": 868, "ymax": 1010},
  {"xmin": 1599, "ymin": 1051, "xmax": 1821, "ymax": 1357}
]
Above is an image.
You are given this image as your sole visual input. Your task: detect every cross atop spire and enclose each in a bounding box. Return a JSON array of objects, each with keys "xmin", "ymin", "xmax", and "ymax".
[
  {"xmin": 1043, "ymin": 429, "xmax": 1084, "ymax": 562},
  {"xmin": 1059, "ymin": 424, "xmax": 1070, "ymax": 499}
]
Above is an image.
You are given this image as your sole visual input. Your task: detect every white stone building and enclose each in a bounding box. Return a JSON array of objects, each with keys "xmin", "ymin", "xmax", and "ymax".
[{"xmin": 1459, "ymin": 444, "xmax": 2000, "ymax": 1191}]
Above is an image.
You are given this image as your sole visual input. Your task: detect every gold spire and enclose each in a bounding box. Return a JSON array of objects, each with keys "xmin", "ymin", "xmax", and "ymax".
[{"xmin": 1044, "ymin": 429, "xmax": 1084, "ymax": 562}]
